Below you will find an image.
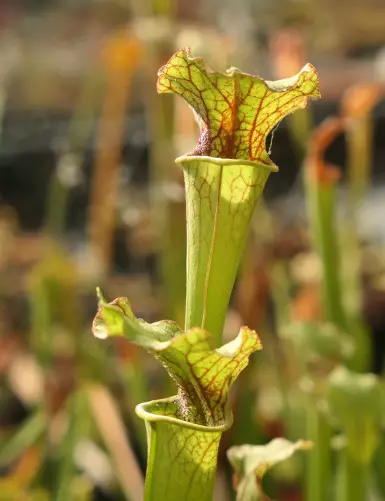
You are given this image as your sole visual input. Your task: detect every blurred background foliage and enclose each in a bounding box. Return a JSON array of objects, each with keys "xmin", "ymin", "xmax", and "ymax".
[{"xmin": 0, "ymin": 0, "xmax": 385, "ymax": 500}]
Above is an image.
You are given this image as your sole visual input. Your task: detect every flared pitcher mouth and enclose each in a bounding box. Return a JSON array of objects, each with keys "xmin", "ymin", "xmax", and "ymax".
[
  {"xmin": 135, "ymin": 395, "xmax": 233, "ymax": 432},
  {"xmin": 175, "ymin": 155, "xmax": 279, "ymax": 173}
]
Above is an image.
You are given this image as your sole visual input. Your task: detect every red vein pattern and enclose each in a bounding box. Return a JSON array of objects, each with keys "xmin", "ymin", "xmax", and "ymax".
[
  {"xmin": 145, "ymin": 404, "xmax": 222, "ymax": 501},
  {"xmin": 157, "ymin": 326, "xmax": 262, "ymax": 426},
  {"xmin": 183, "ymin": 159, "xmax": 271, "ymax": 340},
  {"xmin": 93, "ymin": 294, "xmax": 262, "ymax": 426},
  {"xmin": 157, "ymin": 48, "xmax": 320, "ymax": 164},
  {"xmin": 91, "ymin": 50, "xmax": 321, "ymax": 501},
  {"xmin": 93, "ymin": 295, "xmax": 263, "ymax": 500}
]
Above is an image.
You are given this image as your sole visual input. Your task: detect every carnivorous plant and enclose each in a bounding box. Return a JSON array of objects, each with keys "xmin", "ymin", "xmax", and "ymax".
[{"xmin": 92, "ymin": 48, "xmax": 320, "ymax": 501}]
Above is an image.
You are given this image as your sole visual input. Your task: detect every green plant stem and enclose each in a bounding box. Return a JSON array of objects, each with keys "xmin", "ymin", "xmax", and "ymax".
[
  {"xmin": 305, "ymin": 402, "xmax": 331, "ymax": 501},
  {"xmin": 337, "ymin": 449, "xmax": 369, "ymax": 501},
  {"xmin": 45, "ymin": 170, "xmax": 71, "ymax": 238},
  {"xmin": 289, "ymin": 108, "xmax": 313, "ymax": 159},
  {"xmin": 308, "ymin": 181, "xmax": 345, "ymax": 328},
  {"xmin": 308, "ymin": 130, "xmax": 370, "ymax": 372},
  {"xmin": 347, "ymin": 116, "xmax": 372, "ymax": 212},
  {"xmin": 373, "ymin": 432, "xmax": 385, "ymax": 497},
  {"xmin": 269, "ymin": 262, "xmax": 295, "ymax": 426},
  {"xmin": 343, "ymin": 117, "xmax": 373, "ymax": 371},
  {"xmin": 55, "ymin": 393, "xmax": 85, "ymax": 501},
  {"xmin": 344, "ymin": 117, "xmax": 371, "ymax": 312},
  {"xmin": 305, "ymin": 177, "xmax": 341, "ymax": 501}
]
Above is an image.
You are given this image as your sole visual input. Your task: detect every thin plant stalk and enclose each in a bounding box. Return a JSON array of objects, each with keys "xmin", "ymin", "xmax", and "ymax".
[
  {"xmin": 304, "ymin": 118, "xmax": 344, "ymax": 501},
  {"xmin": 341, "ymin": 84, "xmax": 383, "ymax": 214},
  {"xmin": 327, "ymin": 366, "xmax": 383, "ymax": 501},
  {"xmin": 336, "ymin": 448, "xmax": 369, "ymax": 501},
  {"xmin": 0, "ymin": 412, "xmax": 46, "ymax": 468},
  {"xmin": 373, "ymin": 433, "xmax": 385, "ymax": 497},
  {"xmin": 339, "ymin": 85, "xmax": 383, "ymax": 371},
  {"xmin": 55, "ymin": 394, "xmax": 85, "ymax": 501},
  {"xmin": 269, "ymin": 262, "xmax": 298, "ymax": 433},
  {"xmin": 305, "ymin": 401, "xmax": 332, "ymax": 501},
  {"xmin": 308, "ymin": 179, "xmax": 345, "ymax": 328},
  {"xmin": 305, "ymin": 118, "xmax": 346, "ymax": 328}
]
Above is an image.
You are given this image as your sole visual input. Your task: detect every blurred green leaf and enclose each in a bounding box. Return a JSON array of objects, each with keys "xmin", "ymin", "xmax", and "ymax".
[
  {"xmin": 55, "ymin": 393, "xmax": 88, "ymax": 501},
  {"xmin": 227, "ymin": 438, "xmax": 312, "ymax": 501},
  {"xmin": 0, "ymin": 412, "xmax": 45, "ymax": 468},
  {"xmin": 282, "ymin": 322, "xmax": 354, "ymax": 364},
  {"xmin": 326, "ymin": 365, "xmax": 384, "ymax": 462}
]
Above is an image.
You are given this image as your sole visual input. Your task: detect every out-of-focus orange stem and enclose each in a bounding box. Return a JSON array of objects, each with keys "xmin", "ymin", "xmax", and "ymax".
[
  {"xmin": 270, "ymin": 27, "xmax": 312, "ymax": 153},
  {"xmin": 341, "ymin": 83, "xmax": 384, "ymax": 209},
  {"xmin": 305, "ymin": 117, "xmax": 347, "ymax": 328},
  {"xmin": 88, "ymin": 30, "xmax": 143, "ymax": 273},
  {"xmin": 306, "ymin": 117, "xmax": 344, "ymax": 185},
  {"xmin": 341, "ymin": 83, "xmax": 383, "ymax": 120}
]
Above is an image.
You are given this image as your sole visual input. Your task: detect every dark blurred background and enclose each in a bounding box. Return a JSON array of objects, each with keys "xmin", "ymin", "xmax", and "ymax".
[{"xmin": 0, "ymin": 1, "xmax": 384, "ymax": 500}]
